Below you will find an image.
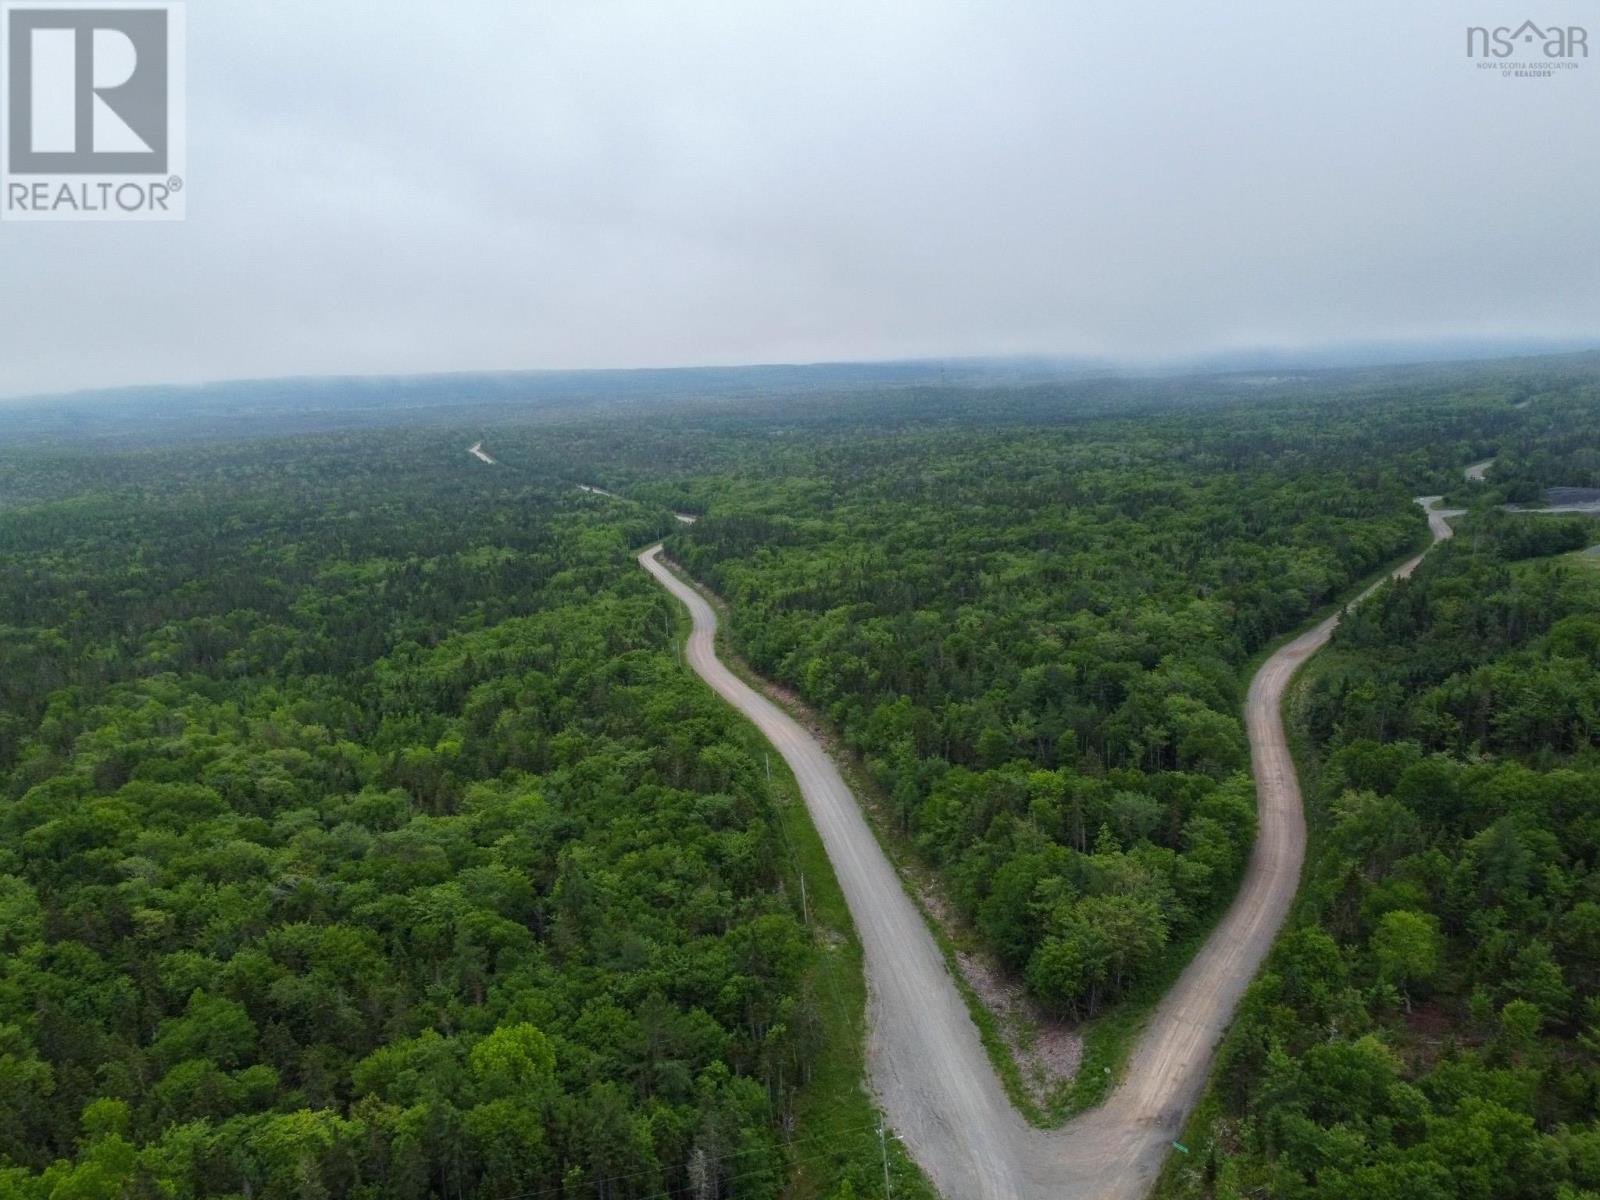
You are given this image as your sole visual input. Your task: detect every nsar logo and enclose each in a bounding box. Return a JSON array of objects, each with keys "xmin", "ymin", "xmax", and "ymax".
[
  {"xmin": 1466, "ymin": 20, "xmax": 1587, "ymax": 78},
  {"xmin": 2, "ymin": 0, "xmax": 185, "ymax": 221}
]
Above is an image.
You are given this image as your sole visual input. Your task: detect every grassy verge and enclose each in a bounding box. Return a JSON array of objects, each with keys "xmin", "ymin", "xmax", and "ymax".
[
  {"xmin": 657, "ymin": 562, "xmax": 934, "ymax": 1200},
  {"xmin": 1565, "ymin": 545, "xmax": 1600, "ymax": 570},
  {"xmin": 764, "ymin": 735, "xmax": 935, "ymax": 1199}
]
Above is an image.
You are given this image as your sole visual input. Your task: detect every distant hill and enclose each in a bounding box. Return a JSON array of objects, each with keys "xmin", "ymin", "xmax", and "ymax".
[
  {"xmin": 0, "ymin": 358, "xmax": 1110, "ymax": 444},
  {"xmin": 3, "ymin": 342, "xmax": 1597, "ymax": 447}
]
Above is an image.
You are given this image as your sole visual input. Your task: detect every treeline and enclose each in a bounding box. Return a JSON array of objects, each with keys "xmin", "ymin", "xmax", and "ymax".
[
  {"xmin": 1163, "ymin": 510, "xmax": 1600, "ymax": 1198},
  {"xmin": 0, "ymin": 438, "xmax": 854, "ymax": 1200}
]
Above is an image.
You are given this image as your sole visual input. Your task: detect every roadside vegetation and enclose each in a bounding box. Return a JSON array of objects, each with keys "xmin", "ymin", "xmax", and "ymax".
[{"xmin": 1162, "ymin": 506, "xmax": 1600, "ymax": 1192}]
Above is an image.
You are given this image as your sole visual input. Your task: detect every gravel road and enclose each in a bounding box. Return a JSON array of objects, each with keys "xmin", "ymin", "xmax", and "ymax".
[{"xmin": 640, "ymin": 495, "xmax": 1456, "ymax": 1199}]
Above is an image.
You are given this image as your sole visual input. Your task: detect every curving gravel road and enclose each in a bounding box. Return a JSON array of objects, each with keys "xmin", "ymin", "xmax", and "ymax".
[{"xmin": 641, "ymin": 495, "xmax": 1457, "ymax": 1200}]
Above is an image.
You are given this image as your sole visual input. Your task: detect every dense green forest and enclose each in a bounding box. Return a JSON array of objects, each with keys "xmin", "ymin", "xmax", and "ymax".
[
  {"xmin": 0, "ymin": 440, "xmax": 897, "ymax": 1199},
  {"xmin": 1163, "ymin": 515, "xmax": 1600, "ymax": 1193},
  {"xmin": 3, "ymin": 355, "xmax": 1597, "ymax": 1198},
  {"xmin": 662, "ymin": 434, "xmax": 1402, "ymax": 1017},
  {"xmin": 638, "ymin": 370, "xmax": 1557, "ymax": 1021}
]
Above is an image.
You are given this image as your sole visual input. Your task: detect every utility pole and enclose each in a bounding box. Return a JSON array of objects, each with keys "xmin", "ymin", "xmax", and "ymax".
[
  {"xmin": 660, "ymin": 609, "xmax": 680, "ymax": 664},
  {"xmin": 878, "ymin": 1125, "xmax": 893, "ymax": 1199}
]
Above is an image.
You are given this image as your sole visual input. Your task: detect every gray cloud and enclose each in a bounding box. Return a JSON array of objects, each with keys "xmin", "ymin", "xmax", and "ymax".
[{"xmin": 2, "ymin": 0, "xmax": 1597, "ymax": 397}]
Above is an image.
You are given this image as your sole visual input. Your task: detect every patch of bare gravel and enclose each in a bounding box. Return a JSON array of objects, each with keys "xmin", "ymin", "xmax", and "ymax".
[{"xmin": 957, "ymin": 950, "xmax": 1082, "ymax": 1103}]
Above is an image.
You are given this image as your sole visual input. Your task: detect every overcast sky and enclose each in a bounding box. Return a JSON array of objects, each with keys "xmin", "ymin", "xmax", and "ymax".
[{"xmin": 1, "ymin": 0, "xmax": 1597, "ymax": 397}]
